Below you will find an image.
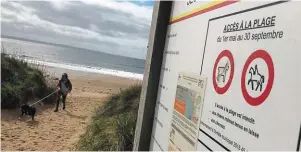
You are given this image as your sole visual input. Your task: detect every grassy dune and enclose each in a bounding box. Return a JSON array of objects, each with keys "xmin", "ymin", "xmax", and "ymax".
[
  {"xmin": 1, "ymin": 52, "xmax": 57, "ymax": 109},
  {"xmin": 75, "ymin": 85, "xmax": 141, "ymax": 151}
]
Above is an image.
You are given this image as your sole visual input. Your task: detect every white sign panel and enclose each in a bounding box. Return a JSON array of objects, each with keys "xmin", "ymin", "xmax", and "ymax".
[
  {"xmin": 200, "ymin": 2, "xmax": 301, "ymax": 151},
  {"xmin": 149, "ymin": 1, "xmax": 301, "ymax": 151}
]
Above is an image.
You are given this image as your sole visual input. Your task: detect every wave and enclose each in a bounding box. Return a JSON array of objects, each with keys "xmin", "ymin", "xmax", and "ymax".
[{"xmin": 23, "ymin": 58, "xmax": 144, "ymax": 80}]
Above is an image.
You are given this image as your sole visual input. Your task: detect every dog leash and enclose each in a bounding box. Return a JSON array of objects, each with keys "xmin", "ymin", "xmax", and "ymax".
[{"xmin": 30, "ymin": 90, "xmax": 59, "ymax": 106}]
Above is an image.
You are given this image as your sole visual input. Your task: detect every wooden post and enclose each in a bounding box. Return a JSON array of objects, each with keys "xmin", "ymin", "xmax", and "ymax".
[{"xmin": 133, "ymin": 1, "xmax": 172, "ymax": 151}]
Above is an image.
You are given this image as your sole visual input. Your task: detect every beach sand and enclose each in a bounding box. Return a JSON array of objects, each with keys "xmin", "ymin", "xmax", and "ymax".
[{"xmin": 1, "ymin": 68, "xmax": 141, "ymax": 150}]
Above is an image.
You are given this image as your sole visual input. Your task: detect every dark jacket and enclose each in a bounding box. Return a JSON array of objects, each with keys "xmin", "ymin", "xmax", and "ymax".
[{"xmin": 57, "ymin": 79, "xmax": 72, "ymax": 94}]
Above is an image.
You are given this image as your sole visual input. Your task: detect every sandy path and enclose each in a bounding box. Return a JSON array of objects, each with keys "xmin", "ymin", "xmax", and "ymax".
[{"xmin": 1, "ymin": 74, "xmax": 138, "ymax": 151}]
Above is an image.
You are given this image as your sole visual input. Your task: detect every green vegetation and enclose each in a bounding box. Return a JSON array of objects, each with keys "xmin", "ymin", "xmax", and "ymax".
[
  {"xmin": 76, "ymin": 85, "xmax": 141, "ymax": 151},
  {"xmin": 1, "ymin": 52, "xmax": 57, "ymax": 109}
]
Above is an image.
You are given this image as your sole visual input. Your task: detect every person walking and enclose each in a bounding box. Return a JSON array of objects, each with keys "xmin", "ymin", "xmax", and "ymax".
[{"xmin": 54, "ymin": 73, "xmax": 72, "ymax": 112}]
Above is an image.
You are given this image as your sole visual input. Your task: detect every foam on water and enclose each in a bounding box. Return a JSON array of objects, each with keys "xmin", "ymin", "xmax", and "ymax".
[{"xmin": 23, "ymin": 58, "xmax": 144, "ymax": 80}]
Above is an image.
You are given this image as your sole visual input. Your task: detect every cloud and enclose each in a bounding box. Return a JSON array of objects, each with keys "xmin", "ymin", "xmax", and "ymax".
[{"xmin": 1, "ymin": 1, "xmax": 153, "ymax": 59}]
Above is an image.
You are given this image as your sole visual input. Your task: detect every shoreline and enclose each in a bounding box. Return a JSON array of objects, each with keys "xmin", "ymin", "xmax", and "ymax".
[
  {"xmin": 27, "ymin": 59, "xmax": 144, "ymax": 80},
  {"xmin": 45, "ymin": 66, "xmax": 143, "ymax": 88},
  {"xmin": 45, "ymin": 66, "xmax": 143, "ymax": 96}
]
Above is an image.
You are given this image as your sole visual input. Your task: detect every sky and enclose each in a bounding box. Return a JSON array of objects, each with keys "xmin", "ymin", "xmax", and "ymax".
[{"xmin": 1, "ymin": 0, "xmax": 154, "ymax": 59}]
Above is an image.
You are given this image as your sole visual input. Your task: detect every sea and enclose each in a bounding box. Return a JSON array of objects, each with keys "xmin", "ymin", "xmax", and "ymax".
[{"xmin": 1, "ymin": 38, "xmax": 145, "ymax": 80}]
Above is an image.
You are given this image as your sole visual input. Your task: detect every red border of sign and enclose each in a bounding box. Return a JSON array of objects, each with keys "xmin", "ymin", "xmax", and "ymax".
[
  {"xmin": 213, "ymin": 50, "xmax": 234, "ymax": 94},
  {"xmin": 241, "ymin": 50, "xmax": 274, "ymax": 106}
]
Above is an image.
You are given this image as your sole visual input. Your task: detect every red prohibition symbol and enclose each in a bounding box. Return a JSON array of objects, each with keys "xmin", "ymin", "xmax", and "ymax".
[
  {"xmin": 213, "ymin": 50, "xmax": 234, "ymax": 94},
  {"xmin": 241, "ymin": 50, "xmax": 274, "ymax": 106}
]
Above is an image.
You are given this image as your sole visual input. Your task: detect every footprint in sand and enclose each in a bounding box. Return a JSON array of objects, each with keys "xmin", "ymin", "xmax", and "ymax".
[
  {"xmin": 39, "ymin": 136, "xmax": 47, "ymax": 140},
  {"xmin": 56, "ymin": 135, "xmax": 62, "ymax": 140},
  {"xmin": 18, "ymin": 147, "xmax": 25, "ymax": 151}
]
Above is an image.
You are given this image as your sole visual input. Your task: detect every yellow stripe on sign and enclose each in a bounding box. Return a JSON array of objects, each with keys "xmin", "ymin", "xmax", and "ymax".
[{"xmin": 170, "ymin": 0, "xmax": 227, "ymax": 22}]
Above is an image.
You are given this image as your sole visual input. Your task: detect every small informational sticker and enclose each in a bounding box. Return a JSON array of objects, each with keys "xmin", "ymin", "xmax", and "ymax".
[{"xmin": 168, "ymin": 72, "xmax": 207, "ymax": 151}]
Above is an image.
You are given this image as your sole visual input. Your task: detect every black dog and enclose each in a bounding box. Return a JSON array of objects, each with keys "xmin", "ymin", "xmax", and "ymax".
[{"xmin": 19, "ymin": 103, "xmax": 36, "ymax": 120}]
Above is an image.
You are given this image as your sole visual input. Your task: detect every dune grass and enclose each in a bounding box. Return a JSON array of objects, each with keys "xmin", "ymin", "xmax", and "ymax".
[
  {"xmin": 1, "ymin": 50, "xmax": 57, "ymax": 109},
  {"xmin": 75, "ymin": 85, "xmax": 141, "ymax": 151}
]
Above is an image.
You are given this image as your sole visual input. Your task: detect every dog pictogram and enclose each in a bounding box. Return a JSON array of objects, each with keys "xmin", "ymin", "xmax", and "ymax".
[{"xmin": 216, "ymin": 61, "xmax": 229, "ymax": 83}]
